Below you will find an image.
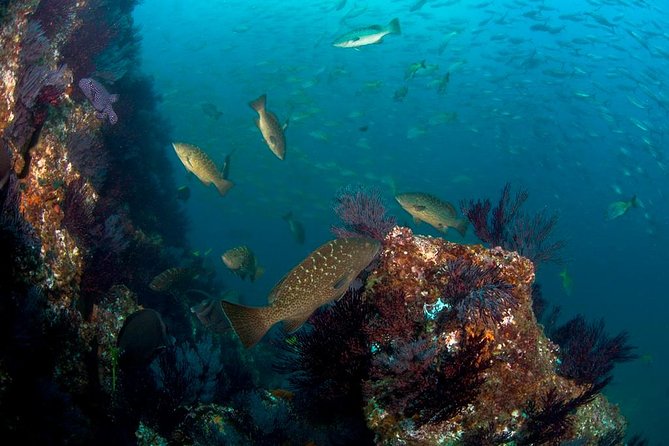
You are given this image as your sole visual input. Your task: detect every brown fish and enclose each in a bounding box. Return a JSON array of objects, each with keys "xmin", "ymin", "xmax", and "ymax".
[
  {"xmin": 172, "ymin": 142, "xmax": 234, "ymax": 196},
  {"xmin": 395, "ymin": 192, "xmax": 468, "ymax": 236},
  {"xmin": 249, "ymin": 94, "xmax": 286, "ymax": 160},
  {"xmin": 221, "ymin": 237, "xmax": 380, "ymax": 348},
  {"xmin": 221, "ymin": 245, "xmax": 264, "ymax": 282},
  {"xmin": 149, "ymin": 267, "xmax": 193, "ymax": 292}
]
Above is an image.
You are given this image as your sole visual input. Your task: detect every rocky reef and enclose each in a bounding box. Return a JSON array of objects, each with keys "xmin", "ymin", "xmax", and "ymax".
[{"xmin": 362, "ymin": 226, "xmax": 625, "ymax": 444}]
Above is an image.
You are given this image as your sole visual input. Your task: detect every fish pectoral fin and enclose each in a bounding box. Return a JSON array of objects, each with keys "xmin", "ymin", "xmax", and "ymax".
[
  {"xmin": 332, "ymin": 273, "xmax": 351, "ymax": 291},
  {"xmin": 413, "ymin": 216, "xmax": 422, "ymax": 224},
  {"xmin": 283, "ymin": 312, "xmax": 311, "ymax": 333}
]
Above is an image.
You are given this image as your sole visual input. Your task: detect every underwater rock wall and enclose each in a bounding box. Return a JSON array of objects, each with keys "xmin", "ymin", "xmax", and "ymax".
[{"xmin": 0, "ymin": 1, "xmax": 192, "ymax": 443}]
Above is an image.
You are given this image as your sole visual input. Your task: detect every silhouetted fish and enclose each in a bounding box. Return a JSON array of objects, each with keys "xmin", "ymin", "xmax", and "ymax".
[
  {"xmin": 282, "ymin": 211, "xmax": 305, "ymax": 244},
  {"xmin": 117, "ymin": 309, "xmax": 170, "ymax": 365},
  {"xmin": 221, "ymin": 237, "xmax": 381, "ymax": 348},
  {"xmin": 78, "ymin": 78, "xmax": 119, "ymax": 124}
]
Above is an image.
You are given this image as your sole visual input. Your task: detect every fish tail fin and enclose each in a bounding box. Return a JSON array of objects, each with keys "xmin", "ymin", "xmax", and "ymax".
[
  {"xmin": 220, "ymin": 301, "xmax": 273, "ymax": 348},
  {"xmin": 214, "ymin": 178, "xmax": 234, "ymax": 197},
  {"xmin": 388, "ymin": 18, "xmax": 401, "ymax": 35},
  {"xmin": 249, "ymin": 94, "xmax": 267, "ymax": 113},
  {"xmin": 455, "ymin": 218, "xmax": 469, "ymax": 237},
  {"xmin": 630, "ymin": 195, "xmax": 639, "ymax": 208}
]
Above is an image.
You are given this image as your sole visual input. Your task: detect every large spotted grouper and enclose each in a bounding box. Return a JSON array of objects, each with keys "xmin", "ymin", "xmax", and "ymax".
[{"xmin": 221, "ymin": 237, "xmax": 381, "ymax": 348}]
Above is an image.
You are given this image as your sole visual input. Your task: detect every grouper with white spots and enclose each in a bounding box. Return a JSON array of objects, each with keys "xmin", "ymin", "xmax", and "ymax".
[{"xmin": 221, "ymin": 237, "xmax": 381, "ymax": 348}]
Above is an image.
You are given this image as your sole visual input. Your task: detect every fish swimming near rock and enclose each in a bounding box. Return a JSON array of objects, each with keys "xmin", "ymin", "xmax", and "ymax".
[
  {"xmin": 606, "ymin": 195, "xmax": 638, "ymax": 220},
  {"xmin": 333, "ymin": 18, "xmax": 401, "ymax": 48},
  {"xmin": 221, "ymin": 245, "xmax": 264, "ymax": 282},
  {"xmin": 395, "ymin": 192, "xmax": 468, "ymax": 236},
  {"xmin": 149, "ymin": 267, "xmax": 195, "ymax": 292},
  {"xmin": 117, "ymin": 309, "xmax": 171, "ymax": 366},
  {"xmin": 283, "ymin": 211, "xmax": 305, "ymax": 244},
  {"xmin": 172, "ymin": 142, "xmax": 234, "ymax": 196},
  {"xmin": 78, "ymin": 78, "xmax": 119, "ymax": 125},
  {"xmin": 249, "ymin": 94, "xmax": 287, "ymax": 160},
  {"xmin": 221, "ymin": 237, "xmax": 381, "ymax": 348}
]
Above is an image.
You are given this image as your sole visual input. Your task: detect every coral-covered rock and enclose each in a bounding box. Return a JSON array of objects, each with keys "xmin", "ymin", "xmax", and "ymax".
[{"xmin": 362, "ymin": 226, "xmax": 625, "ymax": 444}]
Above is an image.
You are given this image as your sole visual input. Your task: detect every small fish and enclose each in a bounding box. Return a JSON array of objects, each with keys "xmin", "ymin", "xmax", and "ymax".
[
  {"xmin": 176, "ymin": 185, "xmax": 190, "ymax": 201},
  {"xmin": 393, "ymin": 85, "xmax": 408, "ymax": 102},
  {"xmin": 405, "ymin": 60, "xmax": 427, "ymax": 80},
  {"xmin": 201, "ymin": 102, "xmax": 223, "ymax": 120},
  {"xmin": 283, "ymin": 211, "xmax": 305, "ymax": 244},
  {"xmin": 410, "ymin": 0, "xmax": 428, "ymax": 12},
  {"xmin": 249, "ymin": 94, "xmax": 287, "ymax": 160},
  {"xmin": 559, "ymin": 268, "xmax": 573, "ymax": 296},
  {"xmin": 172, "ymin": 142, "xmax": 234, "ymax": 196},
  {"xmin": 436, "ymin": 72, "xmax": 450, "ymax": 95},
  {"xmin": 221, "ymin": 237, "xmax": 381, "ymax": 348},
  {"xmin": 149, "ymin": 267, "xmax": 194, "ymax": 292},
  {"xmin": 78, "ymin": 78, "xmax": 119, "ymax": 125},
  {"xmin": 117, "ymin": 309, "xmax": 171, "ymax": 365},
  {"xmin": 606, "ymin": 195, "xmax": 638, "ymax": 220},
  {"xmin": 333, "ymin": 18, "xmax": 401, "ymax": 48},
  {"xmin": 395, "ymin": 192, "xmax": 468, "ymax": 236},
  {"xmin": 221, "ymin": 245, "xmax": 264, "ymax": 282}
]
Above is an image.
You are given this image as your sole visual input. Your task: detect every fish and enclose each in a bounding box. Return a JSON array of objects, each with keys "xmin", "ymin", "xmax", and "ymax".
[
  {"xmin": 190, "ymin": 291, "xmax": 235, "ymax": 334},
  {"xmin": 221, "ymin": 237, "xmax": 381, "ymax": 348},
  {"xmin": 393, "ymin": 85, "xmax": 408, "ymax": 102},
  {"xmin": 221, "ymin": 245, "xmax": 264, "ymax": 282},
  {"xmin": 172, "ymin": 142, "xmax": 234, "ymax": 196},
  {"xmin": 78, "ymin": 78, "xmax": 119, "ymax": 125},
  {"xmin": 405, "ymin": 60, "xmax": 427, "ymax": 80},
  {"xmin": 436, "ymin": 72, "xmax": 450, "ymax": 94},
  {"xmin": 201, "ymin": 102, "xmax": 223, "ymax": 120},
  {"xmin": 283, "ymin": 211, "xmax": 305, "ymax": 244},
  {"xmin": 395, "ymin": 192, "xmax": 468, "ymax": 236},
  {"xmin": 249, "ymin": 94, "xmax": 287, "ymax": 160},
  {"xmin": 333, "ymin": 18, "xmax": 401, "ymax": 48},
  {"xmin": 606, "ymin": 195, "xmax": 638, "ymax": 220},
  {"xmin": 559, "ymin": 268, "xmax": 573, "ymax": 296},
  {"xmin": 0, "ymin": 143, "xmax": 11, "ymax": 190},
  {"xmin": 117, "ymin": 309, "xmax": 171, "ymax": 365},
  {"xmin": 149, "ymin": 267, "xmax": 194, "ymax": 292},
  {"xmin": 410, "ymin": 0, "xmax": 428, "ymax": 12}
]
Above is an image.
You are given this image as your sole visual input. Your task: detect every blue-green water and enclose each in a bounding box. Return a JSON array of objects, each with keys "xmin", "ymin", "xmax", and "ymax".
[{"xmin": 134, "ymin": 0, "xmax": 668, "ymax": 441}]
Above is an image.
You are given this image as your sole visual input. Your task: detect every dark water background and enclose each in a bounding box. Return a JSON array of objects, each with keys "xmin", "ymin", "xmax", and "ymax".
[{"xmin": 133, "ymin": 0, "xmax": 669, "ymax": 441}]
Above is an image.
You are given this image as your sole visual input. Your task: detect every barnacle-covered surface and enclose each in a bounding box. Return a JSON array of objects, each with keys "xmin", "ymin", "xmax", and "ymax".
[{"xmin": 363, "ymin": 226, "xmax": 625, "ymax": 444}]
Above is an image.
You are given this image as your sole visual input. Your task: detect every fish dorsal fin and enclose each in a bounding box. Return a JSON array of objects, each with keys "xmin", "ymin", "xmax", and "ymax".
[{"xmin": 283, "ymin": 311, "xmax": 311, "ymax": 333}]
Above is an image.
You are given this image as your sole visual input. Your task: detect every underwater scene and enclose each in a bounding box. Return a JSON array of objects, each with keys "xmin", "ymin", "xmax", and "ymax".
[{"xmin": 0, "ymin": 0, "xmax": 667, "ymax": 444}]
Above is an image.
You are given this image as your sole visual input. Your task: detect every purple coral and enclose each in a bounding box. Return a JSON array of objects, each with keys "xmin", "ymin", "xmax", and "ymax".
[
  {"xmin": 437, "ymin": 258, "xmax": 517, "ymax": 325},
  {"xmin": 461, "ymin": 183, "xmax": 564, "ymax": 265},
  {"xmin": 331, "ymin": 184, "xmax": 396, "ymax": 241},
  {"xmin": 549, "ymin": 316, "xmax": 637, "ymax": 386}
]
